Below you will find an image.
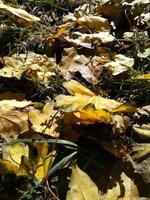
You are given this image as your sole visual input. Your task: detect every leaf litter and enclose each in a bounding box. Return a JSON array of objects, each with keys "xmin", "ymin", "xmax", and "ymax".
[{"xmin": 0, "ymin": 0, "xmax": 150, "ymax": 199}]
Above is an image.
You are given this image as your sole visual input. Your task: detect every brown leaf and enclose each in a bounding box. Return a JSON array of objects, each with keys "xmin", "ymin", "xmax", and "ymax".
[
  {"xmin": 0, "ymin": 108, "xmax": 29, "ymax": 137},
  {"xmin": 59, "ymin": 47, "xmax": 103, "ymax": 84}
]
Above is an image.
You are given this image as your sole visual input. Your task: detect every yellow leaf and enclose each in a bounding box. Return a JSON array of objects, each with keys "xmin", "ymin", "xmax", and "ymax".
[
  {"xmin": 47, "ymin": 26, "xmax": 65, "ymax": 41},
  {"xmin": 34, "ymin": 143, "xmax": 56, "ymax": 181},
  {"xmin": 2, "ymin": 142, "xmax": 29, "ymax": 167},
  {"xmin": 63, "ymin": 79, "xmax": 95, "ymax": 96},
  {"xmin": 56, "ymin": 80, "xmax": 135, "ymax": 115},
  {"xmin": 66, "ymin": 163, "xmax": 101, "ymax": 200},
  {"xmin": 0, "ymin": 160, "xmax": 20, "ymax": 175},
  {"xmin": 112, "ymin": 104, "xmax": 136, "ymax": 113},
  {"xmin": 0, "ymin": 52, "xmax": 55, "ymax": 85},
  {"xmin": 103, "ymin": 172, "xmax": 139, "ymax": 200},
  {"xmin": 132, "ymin": 73, "xmax": 150, "ymax": 80},
  {"xmin": 77, "ymin": 15, "xmax": 110, "ymax": 32},
  {"xmin": 29, "ymin": 102, "xmax": 59, "ymax": 137},
  {"xmin": 56, "ymin": 94, "xmax": 91, "ymax": 112},
  {"xmin": 74, "ymin": 107, "xmax": 111, "ymax": 124}
]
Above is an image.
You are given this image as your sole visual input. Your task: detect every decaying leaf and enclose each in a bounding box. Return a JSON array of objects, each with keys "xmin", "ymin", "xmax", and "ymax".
[
  {"xmin": 66, "ymin": 163, "xmax": 101, "ymax": 200},
  {"xmin": 29, "ymin": 102, "xmax": 59, "ymax": 137}
]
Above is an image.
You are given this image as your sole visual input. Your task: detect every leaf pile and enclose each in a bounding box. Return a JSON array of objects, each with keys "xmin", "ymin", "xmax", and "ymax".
[{"xmin": 0, "ymin": 0, "xmax": 150, "ymax": 199}]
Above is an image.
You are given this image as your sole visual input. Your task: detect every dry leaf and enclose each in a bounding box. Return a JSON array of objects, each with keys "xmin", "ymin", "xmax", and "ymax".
[
  {"xmin": 2, "ymin": 142, "xmax": 29, "ymax": 167},
  {"xmin": 0, "ymin": 107, "xmax": 29, "ymax": 136},
  {"xmin": 130, "ymin": 143, "xmax": 150, "ymax": 183},
  {"xmin": 66, "ymin": 163, "xmax": 101, "ymax": 200},
  {"xmin": 133, "ymin": 124, "xmax": 150, "ymax": 139},
  {"xmin": 0, "ymin": 0, "xmax": 40, "ymax": 26},
  {"xmin": 59, "ymin": 47, "xmax": 103, "ymax": 84},
  {"xmin": 104, "ymin": 54, "xmax": 134, "ymax": 76},
  {"xmin": 103, "ymin": 172, "xmax": 139, "ymax": 200},
  {"xmin": 74, "ymin": 107, "xmax": 111, "ymax": 124},
  {"xmin": 34, "ymin": 143, "xmax": 56, "ymax": 180},
  {"xmin": 29, "ymin": 102, "xmax": 59, "ymax": 137},
  {"xmin": 76, "ymin": 15, "xmax": 110, "ymax": 31},
  {"xmin": 0, "ymin": 160, "xmax": 20, "ymax": 175},
  {"xmin": 132, "ymin": 73, "xmax": 150, "ymax": 80},
  {"xmin": 0, "ymin": 99, "xmax": 32, "ymax": 109},
  {"xmin": 0, "ymin": 52, "xmax": 55, "ymax": 85},
  {"xmin": 70, "ymin": 31, "xmax": 115, "ymax": 44},
  {"xmin": 56, "ymin": 80, "xmax": 135, "ymax": 118}
]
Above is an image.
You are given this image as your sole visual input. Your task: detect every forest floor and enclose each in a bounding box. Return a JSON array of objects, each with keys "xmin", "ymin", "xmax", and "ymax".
[{"xmin": 0, "ymin": 0, "xmax": 150, "ymax": 199}]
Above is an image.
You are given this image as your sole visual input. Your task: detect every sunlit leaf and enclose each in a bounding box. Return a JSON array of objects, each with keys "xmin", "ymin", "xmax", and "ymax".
[
  {"xmin": 34, "ymin": 143, "xmax": 56, "ymax": 181},
  {"xmin": 0, "ymin": 0, "xmax": 40, "ymax": 26},
  {"xmin": 74, "ymin": 107, "xmax": 111, "ymax": 124},
  {"xmin": 103, "ymin": 172, "xmax": 139, "ymax": 199},
  {"xmin": 132, "ymin": 73, "xmax": 150, "ymax": 80},
  {"xmin": 29, "ymin": 102, "xmax": 59, "ymax": 137},
  {"xmin": 0, "ymin": 160, "xmax": 20, "ymax": 175},
  {"xmin": 2, "ymin": 142, "xmax": 29, "ymax": 167},
  {"xmin": 66, "ymin": 163, "xmax": 101, "ymax": 200},
  {"xmin": 133, "ymin": 124, "xmax": 150, "ymax": 139}
]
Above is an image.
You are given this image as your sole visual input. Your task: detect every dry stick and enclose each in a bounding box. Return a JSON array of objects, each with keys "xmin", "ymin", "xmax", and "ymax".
[{"xmin": 46, "ymin": 180, "xmax": 60, "ymax": 200}]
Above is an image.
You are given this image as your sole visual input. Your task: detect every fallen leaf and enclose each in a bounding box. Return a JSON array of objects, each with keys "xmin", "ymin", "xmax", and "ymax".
[
  {"xmin": 34, "ymin": 143, "xmax": 56, "ymax": 181},
  {"xmin": 0, "ymin": 0, "xmax": 40, "ymax": 26},
  {"xmin": 74, "ymin": 107, "xmax": 112, "ymax": 124},
  {"xmin": 2, "ymin": 142, "xmax": 29, "ymax": 167},
  {"xmin": 56, "ymin": 80, "xmax": 135, "ymax": 114},
  {"xmin": 66, "ymin": 163, "xmax": 101, "ymax": 200},
  {"xmin": 76, "ymin": 15, "xmax": 110, "ymax": 31},
  {"xmin": 133, "ymin": 124, "xmax": 150, "ymax": 139},
  {"xmin": 103, "ymin": 172, "xmax": 139, "ymax": 200},
  {"xmin": 0, "ymin": 107, "xmax": 29, "ymax": 136},
  {"xmin": 132, "ymin": 73, "xmax": 150, "ymax": 80},
  {"xmin": 0, "ymin": 160, "xmax": 20, "ymax": 175},
  {"xmin": 0, "ymin": 52, "xmax": 56, "ymax": 85},
  {"xmin": 104, "ymin": 54, "xmax": 134, "ymax": 76},
  {"xmin": 0, "ymin": 99, "xmax": 32, "ymax": 109},
  {"xmin": 59, "ymin": 47, "xmax": 103, "ymax": 84},
  {"xmin": 130, "ymin": 142, "xmax": 150, "ymax": 184},
  {"xmin": 29, "ymin": 102, "xmax": 59, "ymax": 137}
]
